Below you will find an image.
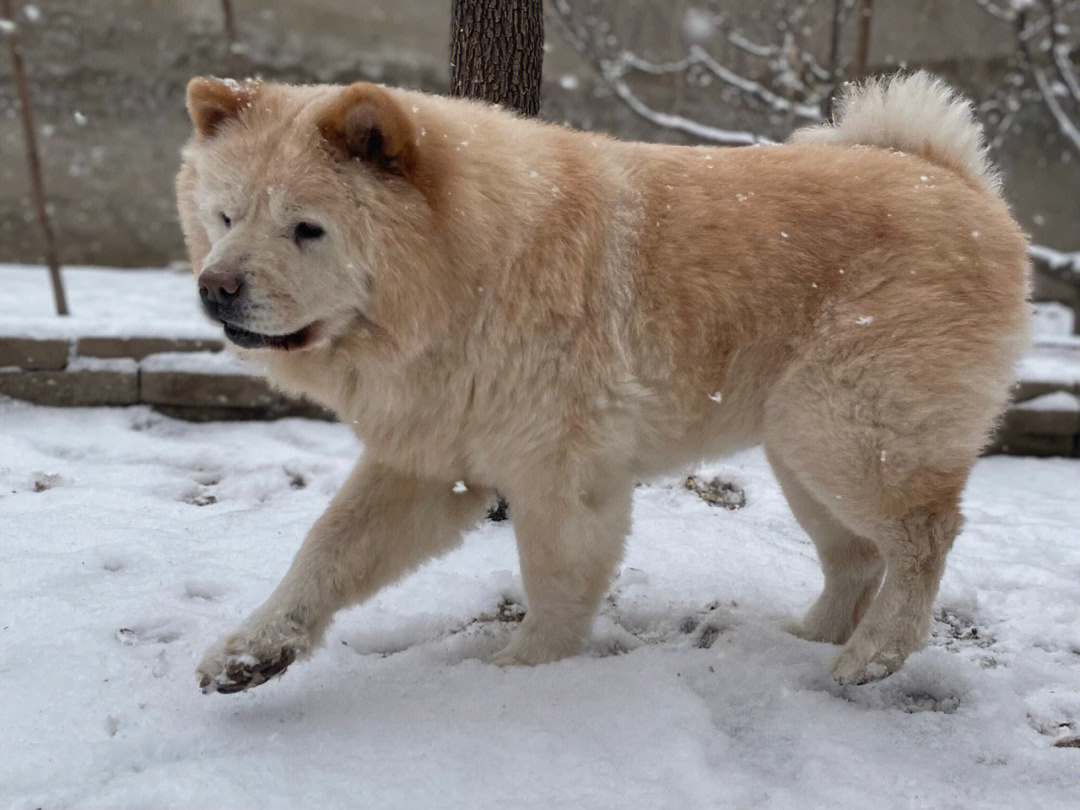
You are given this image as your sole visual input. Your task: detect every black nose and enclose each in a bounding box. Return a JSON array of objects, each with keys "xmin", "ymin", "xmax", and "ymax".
[{"xmin": 198, "ymin": 264, "xmax": 244, "ymax": 307}]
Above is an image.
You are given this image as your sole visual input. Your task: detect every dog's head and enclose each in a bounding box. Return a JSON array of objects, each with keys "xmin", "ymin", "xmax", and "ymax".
[{"xmin": 177, "ymin": 78, "xmax": 456, "ymax": 356}]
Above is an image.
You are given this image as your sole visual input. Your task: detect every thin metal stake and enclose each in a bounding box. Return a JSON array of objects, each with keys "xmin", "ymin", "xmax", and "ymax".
[
  {"xmin": 2, "ymin": 0, "xmax": 68, "ymax": 315},
  {"xmin": 220, "ymin": 0, "xmax": 241, "ymax": 76}
]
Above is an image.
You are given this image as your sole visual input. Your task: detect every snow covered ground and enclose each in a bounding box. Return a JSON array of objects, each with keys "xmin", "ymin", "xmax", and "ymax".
[
  {"xmin": 2, "ymin": 400, "xmax": 1079, "ymax": 809},
  {"xmin": 0, "ymin": 264, "xmax": 215, "ymax": 339},
  {"xmin": 2, "ymin": 264, "xmax": 1080, "ymax": 807}
]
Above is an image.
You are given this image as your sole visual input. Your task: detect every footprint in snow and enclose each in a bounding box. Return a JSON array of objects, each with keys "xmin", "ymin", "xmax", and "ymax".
[
  {"xmin": 283, "ymin": 465, "xmax": 308, "ymax": 489},
  {"xmin": 184, "ymin": 579, "xmax": 229, "ymax": 601},
  {"xmin": 116, "ymin": 625, "xmax": 181, "ymax": 645},
  {"xmin": 29, "ymin": 472, "xmax": 62, "ymax": 492},
  {"xmin": 179, "ymin": 487, "xmax": 217, "ymax": 506}
]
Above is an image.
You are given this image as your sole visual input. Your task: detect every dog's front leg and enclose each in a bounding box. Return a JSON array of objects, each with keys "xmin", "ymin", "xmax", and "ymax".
[
  {"xmin": 197, "ymin": 459, "xmax": 491, "ymax": 693},
  {"xmin": 492, "ymin": 481, "xmax": 633, "ymax": 666}
]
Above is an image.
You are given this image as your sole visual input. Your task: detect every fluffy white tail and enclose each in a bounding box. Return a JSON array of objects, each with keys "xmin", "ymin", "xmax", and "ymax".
[{"xmin": 791, "ymin": 72, "xmax": 1001, "ymax": 197}]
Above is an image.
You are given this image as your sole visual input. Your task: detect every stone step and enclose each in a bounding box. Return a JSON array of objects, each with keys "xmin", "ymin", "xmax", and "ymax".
[
  {"xmin": 0, "ymin": 336, "xmax": 328, "ymax": 420},
  {"xmin": 0, "ymin": 334, "xmax": 1078, "ymax": 454}
]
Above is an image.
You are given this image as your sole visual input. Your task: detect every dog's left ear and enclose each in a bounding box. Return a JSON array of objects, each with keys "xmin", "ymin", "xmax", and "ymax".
[
  {"xmin": 317, "ymin": 83, "xmax": 417, "ymax": 175},
  {"xmin": 186, "ymin": 77, "xmax": 258, "ymax": 137}
]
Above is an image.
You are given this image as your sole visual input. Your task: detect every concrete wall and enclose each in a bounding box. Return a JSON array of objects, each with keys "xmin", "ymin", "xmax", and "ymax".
[{"xmin": 1, "ymin": 0, "xmax": 1076, "ymax": 268}]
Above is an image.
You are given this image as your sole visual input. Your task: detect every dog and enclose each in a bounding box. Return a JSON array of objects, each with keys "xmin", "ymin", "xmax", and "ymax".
[{"xmin": 177, "ymin": 72, "xmax": 1029, "ymax": 693}]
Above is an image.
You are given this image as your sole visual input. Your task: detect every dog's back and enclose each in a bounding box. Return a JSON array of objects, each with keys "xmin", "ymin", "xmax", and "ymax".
[{"xmin": 605, "ymin": 75, "xmax": 1027, "ymax": 479}]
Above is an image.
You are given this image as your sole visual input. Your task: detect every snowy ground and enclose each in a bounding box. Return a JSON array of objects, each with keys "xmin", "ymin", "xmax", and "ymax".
[
  {"xmin": 0, "ymin": 264, "xmax": 214, "ymax": 339},
  {"xmin": 2, "ymin": 264, "xmax": 1080, "ymax": 807},
  {"xmin": 2, "ymin": 400, "xmax": 1079, "ymax": 809}
]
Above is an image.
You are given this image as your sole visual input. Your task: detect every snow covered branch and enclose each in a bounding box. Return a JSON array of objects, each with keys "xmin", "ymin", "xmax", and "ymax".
[
  {"xmin": 599, "ymin": 70, "xmax": 771, "ymax": 146},
  {"xmin": 981, "ymin": 0, "xmax": 1080, "ymax": 155},
  {"xmin": 549, "ymin": 0, "xmax": 831, "ymax": 146},
  {"xmin": 1033, "ymin": 65, "xmax": 1080, "ymax": 151},
  {"xmin": 609, "ymin": 47, "xmax": 822, "ymax": 121},
  {"xmin": 971, "ymin": 0, "xmax": 1019, "ymax": 20},
  {"xmin": 1031, "ymin": 243, "xmax": 1080, "ymax": 286}
]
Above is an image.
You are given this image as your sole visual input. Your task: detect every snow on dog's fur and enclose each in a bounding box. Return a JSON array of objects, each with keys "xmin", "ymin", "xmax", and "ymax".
[{"xmin": 177, "ymin": 71, "xmax": 1029, "ymax": 693}]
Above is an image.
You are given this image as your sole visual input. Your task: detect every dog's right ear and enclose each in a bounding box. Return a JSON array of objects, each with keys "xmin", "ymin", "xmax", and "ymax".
[
  {"xmin": 317, "ymin": 83, "xmax": 417, "ymax": 176},
  {"xmin": 186, "ymin": 77, "xmax": 257, "ymax": 137}
]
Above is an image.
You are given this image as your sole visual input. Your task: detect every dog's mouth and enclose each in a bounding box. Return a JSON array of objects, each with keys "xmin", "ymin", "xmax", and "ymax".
[{"xmin": 222, "ymin": 321, "xmax": 320, "ymax": 351}]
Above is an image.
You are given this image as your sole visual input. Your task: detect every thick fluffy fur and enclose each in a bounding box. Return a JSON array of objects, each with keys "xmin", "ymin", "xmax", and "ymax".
[{"xmin": 177, "ymin": 72, "xmax": 1029, "ymax": 693}]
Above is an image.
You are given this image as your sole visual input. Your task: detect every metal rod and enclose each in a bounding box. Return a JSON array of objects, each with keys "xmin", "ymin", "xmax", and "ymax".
[
  {"xmin": 2, "ymin": 0, "xmax": 68, "ymax": 315},
  {"xmin": 220, "ymin": 0, "xmax": 240, "ymax": 76},
  {"xmin": 851, "ymin": 0, "xmax": 875, "ymax": 80},
  {"xmin": 827, "ymin": 0, "xmax": 844, "ymax": 83}
]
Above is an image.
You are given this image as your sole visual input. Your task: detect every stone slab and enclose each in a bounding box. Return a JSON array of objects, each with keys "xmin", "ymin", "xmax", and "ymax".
[
  {"xmin": 0, "ymin": 360, "xmax": 138, "ymax": 406},
  {"xmin": 0, "ymin": 336, "xmax": 71, "ymax": 370},
  {"xmin": 152, "ymin": 401, "xmax": 335, "ymax": 423},
  {"xmin": 1003, "ymin": 392, "xmax": 1080, "ymax": 437},
  {"xmin": 77, "ymin": 335, "xmax": 224, "ymax": 360},
  {"xmin": 991, "ymin": 432, "xmax": 1078, "ymax": 458},
  {"xmin": 139, "ymin": 365, "xmax": 280, "ymax": 410}
]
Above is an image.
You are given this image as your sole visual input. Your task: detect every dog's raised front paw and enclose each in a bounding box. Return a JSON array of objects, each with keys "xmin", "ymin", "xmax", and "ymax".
[{"xmin": 196, "ymin": 618, "xmax": 310, "ymax": 694}]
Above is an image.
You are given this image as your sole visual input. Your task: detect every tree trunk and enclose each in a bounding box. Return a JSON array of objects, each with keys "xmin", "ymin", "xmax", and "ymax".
[
  {"xmin": 450, "ymin": 0, "xmax": 543, "ymax": 116},
  {"xmin": 450, "ymin": 1, "xmax": 541, "ymax": 522}
]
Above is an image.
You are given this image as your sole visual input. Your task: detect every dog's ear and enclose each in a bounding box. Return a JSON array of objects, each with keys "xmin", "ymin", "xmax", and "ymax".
[
  {"xmin": 317, "ymin": 83, "xmax": 417, "ymax": 175},
  {"xmin": 186, "ymin": 77, "xmax": 257, "ymax": 137}
]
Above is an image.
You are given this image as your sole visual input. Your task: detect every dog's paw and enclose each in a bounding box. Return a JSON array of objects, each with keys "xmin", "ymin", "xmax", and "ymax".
[
  {"xmin": 490, "ymin": 619, "xmax": 582, "ymax": 667},
  {"xmin": 788, "ymin": 615, "xmax": 856, "ymax": 647},
  {"xmin": 830, "ymin": 643, "xmax": 905, "ymax": 685},
  {"xmin": 196, "ymin": 619, "xmax": 310, "ymax": 694},
  {"xmin": 783, "ymin": 616, "xmax": 821, "ymax": 641}
]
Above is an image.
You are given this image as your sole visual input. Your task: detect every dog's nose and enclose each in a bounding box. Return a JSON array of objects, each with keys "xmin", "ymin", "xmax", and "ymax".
[{"xmin": 198, "ymin": 264, "xmax": 244, "ymax": 307}]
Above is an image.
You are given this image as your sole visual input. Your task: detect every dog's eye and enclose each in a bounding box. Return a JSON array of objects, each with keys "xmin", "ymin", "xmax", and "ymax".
[
  {"xmin": 220, "ymin": 212, "xmax": 231, "ymax": 228},
  {"xmin": 293, "ymin": 221, "xmax": 325, "ymax": 243}
]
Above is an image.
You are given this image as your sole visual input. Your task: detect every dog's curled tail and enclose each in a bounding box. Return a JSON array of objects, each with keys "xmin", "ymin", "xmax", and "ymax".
[{"xmin": 791, "ymin": 71, "xmax": 1001, "ymax": 197}]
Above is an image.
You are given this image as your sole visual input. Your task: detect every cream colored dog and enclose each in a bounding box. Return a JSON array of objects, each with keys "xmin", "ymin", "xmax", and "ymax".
[{"xmin": 177, "ymin": 72, "xmax": 1029, "ymax": 693}]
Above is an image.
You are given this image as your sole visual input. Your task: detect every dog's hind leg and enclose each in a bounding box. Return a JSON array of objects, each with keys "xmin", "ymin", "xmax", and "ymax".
[
  {"xmin": 767, "ymin": 450, "xmax": 884, "ymax": 645},
  {"xmin": 763, "ymin": 330, "xmax": 986, "ymax": 683},
  {"xmin": 196, "ymin": 458, "xmax": 492, "ymax": 693},
  {"xmin": 767, "ymin": 427, "xmax": 966, "ymax": 683},
  {"xmin": 491, "ymin": 476, "xmax": 633, "ymax": 666},
  {"xmin": 829, "ymin": 503, "xmax": 962, "ymax": 683}
]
